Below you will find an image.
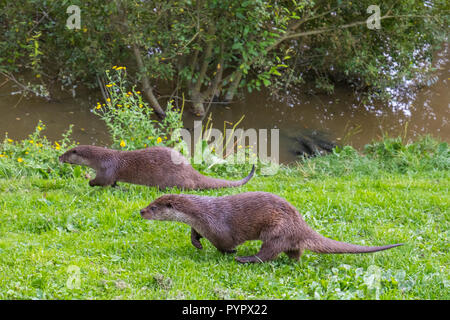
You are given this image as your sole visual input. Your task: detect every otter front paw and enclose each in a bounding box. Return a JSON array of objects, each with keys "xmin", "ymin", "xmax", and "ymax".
[{"xmin": 89, "ymin": 179, "xmax": 110, "ymax": 187}]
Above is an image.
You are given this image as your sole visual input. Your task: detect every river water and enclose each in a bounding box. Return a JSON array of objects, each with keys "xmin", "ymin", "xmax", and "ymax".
[{"xmin": 1, "ymin": 50, "xmax": 448, "ymax": 163}]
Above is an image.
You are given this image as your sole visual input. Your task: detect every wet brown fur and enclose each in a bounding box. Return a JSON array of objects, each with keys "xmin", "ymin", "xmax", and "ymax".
[
  {"xmin": 140, "ymin": 192, "xmax": 403, "ymax": 263},
  {"xmin": 59, "ymin": 145, "xmax": 255, "ymax": 189}
]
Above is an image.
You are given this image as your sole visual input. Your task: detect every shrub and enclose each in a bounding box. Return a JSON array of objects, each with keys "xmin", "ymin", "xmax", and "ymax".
[{"xmin": 0, "ymin": 121, "xmax": 79, "ymax": 178}]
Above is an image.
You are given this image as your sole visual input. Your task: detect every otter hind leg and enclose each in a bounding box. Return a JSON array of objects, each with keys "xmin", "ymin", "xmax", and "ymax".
[
  {"xmin": 190, "ymin": 228, "xmax": 203, "ymax": 250},
  {"xmin": 235, "ymin": 242, "xmax": 280, "ymax": 264}
]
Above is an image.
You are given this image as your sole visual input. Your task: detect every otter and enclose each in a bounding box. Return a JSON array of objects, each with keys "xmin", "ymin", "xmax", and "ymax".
[
  {"xmin": 140, "ymin": 192, "xmax": 403, "ymax": 263},
  {"xmin": 59, "ymin": 145, "xmax": 255, "ymax": 189}
]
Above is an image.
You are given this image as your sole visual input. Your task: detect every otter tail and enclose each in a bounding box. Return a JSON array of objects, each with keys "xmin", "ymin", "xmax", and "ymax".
[
  {"xmin": 196, "ymin": 165, "xmax": 255, "ymax": 189},
  {"xmin": 303, "ymin": 233, "xmax": 403, "ymax": 254}
]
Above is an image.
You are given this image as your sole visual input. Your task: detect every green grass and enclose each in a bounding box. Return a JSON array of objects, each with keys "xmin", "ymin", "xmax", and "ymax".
[{"xmin": 0, "ymin": 153, "xmax": 448, "ymax": 299}]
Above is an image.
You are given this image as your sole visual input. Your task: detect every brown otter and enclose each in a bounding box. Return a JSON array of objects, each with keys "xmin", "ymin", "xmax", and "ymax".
[
  {"xmin": 140, "ymin": 192, "xmax": 403, "ymax": 263},
  {"xmin": 59, "ymin": 145, "xmax": 255, "ymax": 189}
]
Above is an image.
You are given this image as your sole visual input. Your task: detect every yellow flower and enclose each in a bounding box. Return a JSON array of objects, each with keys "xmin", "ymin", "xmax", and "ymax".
[
  {"xmin": 156, "ymin": 137, "xmax": 162, "ymax": 144},
  {"xmin": 0, "ymin": 154, "xmax": 4, "ymax": 158},
  {"xmin": 112, "ymin": 66, "xmax": 117, "ymax": 69},
  {"xmin": 36, "ymin": 74, "xmax": 41, "ymax": 78},
  {"xmin": 148, "ymin": 136, "xmax": 153, "ymax": 140},
  {"xmin": 7, "ymin": 139, "xmax": 13, "ymax": 143},
  {"xmin": 106, "ymin": 98, "xmax": 111, "ymax": 102},
  {"xmin": 139, "ymin": 104, "xmax": 143, "ymax": 108},
  {"xmin": 17, "ymin": 158, "xmax": 23, "ymax": 163},
  {"xmin": 136, "ymin": 91, "xmax": 141, "ymax": 94},
  {"xmin": 54, "ymin": 142, "xmax": 61, "ymax": 150},
  {"xmin": 37, "ymin": 126, "xmax": 42, "ymax": 131},
  {"xmin": 29, "ymin": 140, "xmax": 34, "ymax": 144},
  {"xmin": 120, "ymin": 140, "xmax": 126, "ymax": 147},
  {"xmin": 117, "ymin": 104, "xmax": 122, "ymax": 107},
  {"xmin": 106, "ymin": 84, "xmax": 113, "ymax": 88},
  {"xmin": 127, "ymin": 91, "xmax": 132, "ymax": 96},
  {"xmin": 96, "ymin": 105, "xmax": 101, "ymax": 109}
]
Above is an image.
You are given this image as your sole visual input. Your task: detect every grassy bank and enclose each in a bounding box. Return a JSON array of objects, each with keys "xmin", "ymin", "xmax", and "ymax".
[{"xmin": 0, "ymin": 138, "xmax": 448, "ymax": 299}]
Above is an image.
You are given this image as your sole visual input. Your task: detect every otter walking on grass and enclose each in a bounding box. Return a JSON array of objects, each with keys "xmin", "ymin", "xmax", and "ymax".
[
  {"xmin": 140, "ymin": 192, "xmax": 403, "ymax": 263},
  {"xmin": 59, "ymin": 145, "xmax": 255, "ymax": 189}
]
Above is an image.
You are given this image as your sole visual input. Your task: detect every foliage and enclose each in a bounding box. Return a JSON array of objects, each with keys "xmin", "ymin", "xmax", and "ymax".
[
  {"xmin": 0, "ymin": 121, "xmax": 78, "ymax": 179},
  {"xmin": 92, "ymin": 67, "xmax": 184, "ymax": 150},
  {"xmin": 1, "ymin": 0, "xmax": 447, "ymax": 113}
]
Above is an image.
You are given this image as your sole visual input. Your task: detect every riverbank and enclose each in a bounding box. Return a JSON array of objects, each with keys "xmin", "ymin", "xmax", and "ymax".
[{"xmin": 0, "ymin": 138, "xmax": 448, "ymax": 299}]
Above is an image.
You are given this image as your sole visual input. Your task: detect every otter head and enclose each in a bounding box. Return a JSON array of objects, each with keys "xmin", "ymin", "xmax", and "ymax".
[
  {"xmin": 140, "ymin": 195, "xmax": 186, "ymax": 222},
  {"xmin": 59, "ymin": 145, "xmax": 97, "ymax": 166}
]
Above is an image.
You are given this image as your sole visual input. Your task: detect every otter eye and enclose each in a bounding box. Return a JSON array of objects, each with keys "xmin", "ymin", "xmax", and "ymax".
[
  {"xmin": 166, "ymin": 203, "xmax": 173, "ymax": 209},
  {"xmin": 150, "ymin": 206, "xmax": 157, "ymax": 211},
  {"xmin": 72, "ymin": 150, "xmax": 77, "ymax": 154}
]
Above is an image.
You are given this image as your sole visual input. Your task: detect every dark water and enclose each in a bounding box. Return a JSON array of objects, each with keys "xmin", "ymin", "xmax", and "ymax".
[{"xmin": 1, "ymin": 49, "xmax": 449, "ymax": 163}]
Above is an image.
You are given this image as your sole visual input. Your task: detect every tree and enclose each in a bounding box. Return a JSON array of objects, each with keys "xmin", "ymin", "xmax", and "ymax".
[{"xmin": 1, "ymin": 0, "xmax": 448, "ymax": 117}]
